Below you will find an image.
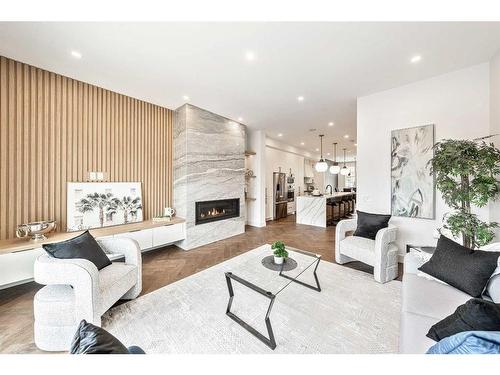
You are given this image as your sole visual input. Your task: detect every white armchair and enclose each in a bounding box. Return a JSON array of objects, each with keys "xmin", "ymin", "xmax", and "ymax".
[
  {"xmin": 335, "ymin": 218, "xmax": 398, "ymax": 283},
  {"xmin": 33, "ymin": 237, "xmax": 142, "ymax": 351}
]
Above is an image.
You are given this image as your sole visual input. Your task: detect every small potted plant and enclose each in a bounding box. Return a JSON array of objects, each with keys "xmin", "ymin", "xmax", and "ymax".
[{"xmin": 271, "ymin": 241, "xmax": 288, "ymax": 265}]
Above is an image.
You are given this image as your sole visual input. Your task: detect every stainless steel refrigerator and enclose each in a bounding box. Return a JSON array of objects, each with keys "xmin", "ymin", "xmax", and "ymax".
[{"xmin": 273, "ymin": 172, "xmax": 288, "ymax": 219}]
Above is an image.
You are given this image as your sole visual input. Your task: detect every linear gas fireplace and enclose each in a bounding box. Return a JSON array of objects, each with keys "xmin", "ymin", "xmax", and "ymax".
[{"xmin": 195, "ymin": 198, "xmax": 240, "ymax": 225}]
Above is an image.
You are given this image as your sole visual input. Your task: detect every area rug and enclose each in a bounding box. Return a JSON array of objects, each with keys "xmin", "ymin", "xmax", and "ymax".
[{"xmin": 102, "ymin": 245, "xmax": 402, "ymax": 353}]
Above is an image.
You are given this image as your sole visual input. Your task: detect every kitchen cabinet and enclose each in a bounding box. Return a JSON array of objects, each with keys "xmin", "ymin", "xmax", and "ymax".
[{"xmin": 304, "ymin": 160, "xmax": 315, "ymax": 178}]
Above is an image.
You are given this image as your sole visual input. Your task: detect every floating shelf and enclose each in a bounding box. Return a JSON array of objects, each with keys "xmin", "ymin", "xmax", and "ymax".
[{"xmin": 245, "ymin": 150, "xmax": 256, "ymax": 156}]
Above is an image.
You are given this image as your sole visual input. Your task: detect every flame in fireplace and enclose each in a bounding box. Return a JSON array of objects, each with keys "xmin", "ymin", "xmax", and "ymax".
[{"xmin": 200, "ymin": 208, "xmax": 226, "ymax": 218}]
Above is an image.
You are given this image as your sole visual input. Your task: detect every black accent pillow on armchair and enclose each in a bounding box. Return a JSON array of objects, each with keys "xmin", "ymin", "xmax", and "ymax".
[
  {"xmin": 42, "ymin": 230, "xmax": 111, "ymax": 270},
  {"xmin": 353, "ymin": 210, "xmax": 391, "ymax": 240}
]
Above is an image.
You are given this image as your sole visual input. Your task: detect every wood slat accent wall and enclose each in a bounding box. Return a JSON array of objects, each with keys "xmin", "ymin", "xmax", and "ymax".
[{"xmin": 0, "ymin": 56, "xmax": 173, "ymax": 240}]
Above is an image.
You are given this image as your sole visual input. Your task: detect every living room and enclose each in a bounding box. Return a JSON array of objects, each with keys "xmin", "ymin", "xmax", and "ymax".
[{"xmin": 1, "ymin": 1, "xmax": 500, "ymax": 373}]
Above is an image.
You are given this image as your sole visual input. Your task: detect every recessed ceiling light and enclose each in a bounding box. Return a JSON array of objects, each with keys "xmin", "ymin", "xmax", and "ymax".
[
  {"xmin": 297, "ymin": 96, "xmax": 305, "ymax": 102},
  {"xmin": 328, "ymin": 122, "xmax": 334, "ymax": 127},
  {"xmin": 71, "ymin": 50, "xmax": 82, "ymax": 59},
  {"xmin": 344, "ymin": 134, "xmax": 349, "ymax": 139},
  {"xmin": 327, "ymin": 153, "xmax": 331, "ymax": 156},
  {"xmin": 278, "ymin": 133, "xmax": 283, "ymax": 137},
  {"xmin": 315, "ymin": 148, "xmax": 319, "ymax": 152},
  {"xmin": 410, "ymin": 55, "xmax": 422, "ymax": 63},
  {"xmin": 182, "ymin": 95, "xmax": 190, "ymax": 101},
  {"xmin": 237, "ymin": 117, "xmax": 243, "ymax": 122},
  {"xmin": 300, "ymin": 142, "xmax": 305, "ymax": 146},
  {"xmin": 245, "ymin": 51, "xmax": 256, "ymax": 61}
]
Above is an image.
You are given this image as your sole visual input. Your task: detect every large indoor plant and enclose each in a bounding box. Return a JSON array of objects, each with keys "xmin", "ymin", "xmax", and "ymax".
[{"xmin": 430, "ymin": 137, "xmax": 500, "ymax": 249}]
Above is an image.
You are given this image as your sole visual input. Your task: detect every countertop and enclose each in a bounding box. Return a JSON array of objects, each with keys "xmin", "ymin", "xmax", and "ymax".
[{"xmin": 297, "ymin": 192, "xmax": 355, "ymax": 199}]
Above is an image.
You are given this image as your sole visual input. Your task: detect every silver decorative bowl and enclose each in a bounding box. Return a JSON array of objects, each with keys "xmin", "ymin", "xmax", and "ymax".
[{"xmin": 16, "ymin": 220, "xmax": 57, "ymax": 241}]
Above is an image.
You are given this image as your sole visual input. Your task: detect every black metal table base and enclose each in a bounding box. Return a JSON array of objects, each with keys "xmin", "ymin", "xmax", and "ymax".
[{"xmin": 224, "ymin": 255, "xmax": 321, "ymax": 350}]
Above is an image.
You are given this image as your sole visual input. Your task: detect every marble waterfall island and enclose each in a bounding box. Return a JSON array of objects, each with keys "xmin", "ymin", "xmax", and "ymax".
[
  {"xmin": 296, "ymin": 192, "xmax": 355, "ymax": 228},
  {"xmin": 296, "ymin": 196, "xmax": 329, "ymax": 228}
]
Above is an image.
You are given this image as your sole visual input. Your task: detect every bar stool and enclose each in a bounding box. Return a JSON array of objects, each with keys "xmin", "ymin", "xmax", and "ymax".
[{"xmin": 326, "ymin": 199, "xmax": 337, "ymax": 226}]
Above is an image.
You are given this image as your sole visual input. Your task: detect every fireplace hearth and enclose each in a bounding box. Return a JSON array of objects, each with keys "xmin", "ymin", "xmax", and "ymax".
[{"xmin": 195, "ymin": 198, "xmax": 240, "ymax": 225}]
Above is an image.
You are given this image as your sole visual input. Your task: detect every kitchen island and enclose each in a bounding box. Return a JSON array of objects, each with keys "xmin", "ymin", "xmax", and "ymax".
[{"xmin": 296, "ymin": 192, "xmax": 355, "ymax": 228}]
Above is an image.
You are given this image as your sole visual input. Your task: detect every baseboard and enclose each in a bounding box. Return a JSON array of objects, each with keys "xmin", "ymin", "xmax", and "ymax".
[{"xmin": 246, "ymin": 221, "xmax": 266, "ymax": 228}]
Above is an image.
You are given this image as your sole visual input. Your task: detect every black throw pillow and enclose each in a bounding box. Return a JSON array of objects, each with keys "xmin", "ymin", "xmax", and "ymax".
[
  {"xmin": 70, "ymin": 320, "xmax": 130, "ymax": 354},
  {"xmin": 353, "ymin": 210, "xmax": 391, "ymax": 240},
  {"xmin": 427, "ymin": 298, "xmax": 500, "ymax": 341},
  {"xmin": 418, "ymin": 235, "xmax": 500, "ymax": 297},
  {"xmin": 43, "ymin": 230, "xmax": 111, "ymax": 270}
]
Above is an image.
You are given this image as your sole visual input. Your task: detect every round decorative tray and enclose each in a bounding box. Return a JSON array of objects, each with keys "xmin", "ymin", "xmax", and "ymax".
[{"xmin": 261, "ymin": 256, "xmax": 298, "ymax": 271}]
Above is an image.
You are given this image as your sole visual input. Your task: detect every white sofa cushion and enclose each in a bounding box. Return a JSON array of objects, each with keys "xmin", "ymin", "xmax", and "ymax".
[
  {"xmin": 402, "ymin": 273, "xmax": 470, "ymax": 320},
  {"xmin": 98, "ymin": 263, "xmax": 138, "ymax": 314},
  {"xmin": 339, "ymin": 236, "xmax": 375, "ymax": 266},
  {"xmin": 399, "ymin": 311, "xmax": 439, "ymax": 354}
]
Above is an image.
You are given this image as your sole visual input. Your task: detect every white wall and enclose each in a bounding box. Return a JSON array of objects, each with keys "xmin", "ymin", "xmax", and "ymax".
[
  {"xmin": 357, "ymin": 63, "xmax": 491, "ymax": 255},
  {"xmin": 490, "ymin": 51, "xmax": 500, "ymax": 239}
]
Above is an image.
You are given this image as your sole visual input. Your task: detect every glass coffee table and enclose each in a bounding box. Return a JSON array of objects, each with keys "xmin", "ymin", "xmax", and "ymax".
[{"xmin": 224, "ymin": 245, "xmax": 321, "ymax": 350}]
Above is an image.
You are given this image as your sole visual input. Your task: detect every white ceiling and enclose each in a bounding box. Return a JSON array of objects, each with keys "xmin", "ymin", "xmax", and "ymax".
[{"xmin": 1, "ymin": 22, "xmax": 500, "ymax": 157}]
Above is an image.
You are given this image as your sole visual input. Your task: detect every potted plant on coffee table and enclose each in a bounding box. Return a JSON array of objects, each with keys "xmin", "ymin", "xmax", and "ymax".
[{"xmin": 271, "ymin": 241, "xmax": 288, "ymax": 265}]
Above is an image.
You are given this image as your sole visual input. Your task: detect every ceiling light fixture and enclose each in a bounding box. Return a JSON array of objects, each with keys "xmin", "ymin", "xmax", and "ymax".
[
  {"xmin": 410, "ymin": 55, "xmax": 422, "ymax": 63},
  {"xmin": 340, "ymin": 148, "xmax": 350, "ymax": 176},
  {"xmin": 344, "ymin": 134, "xmax": 349, "ymax": 139},
  {"xmin": 183, "ymin": 95, "xmax": 190, "ymax": 101},
  {"xmin": 300, "ymin": 142, "xmax": 305, "ymax": 146},
  {"xmin": 315, "ymin": 148, "xmax": 319, "ymax": 152},
  {"xmin": 297, "ymin": 96, "xmax": 305, "ymax": 102},
  {"xmin": 238, "ymin": 117, "xmax": 243, "ymax": 122},
  {"xmin": 329, "ymin": 142, "xmax": 340, "ymax": 174},
  {"xmin": 71, "ymin": 50, "xmax": 82, "ymax": 59},
  {"xmin": 245, "ymin": 51, "xmax": 256, "ymax": 61},
  {"xmin": 278, "ymin": 133, "xmax": 283, "ymax": 137},
  {"xmin": 328, "ymin": 122, "xmax": 334, "ymax": 127},
  {"xmin": 315, "ymin": 135, "xmax": 328, "ymax": 173}
]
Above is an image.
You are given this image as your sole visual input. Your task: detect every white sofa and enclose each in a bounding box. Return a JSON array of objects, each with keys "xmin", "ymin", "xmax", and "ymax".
[
  {"xmin": 335, "ymin": 218, "xmax": 399, "ymax": 283},
  {"xmin": 33, "ymin": 237, "xmax": 142, "ymax": 351},
  {"xmin": 399, "ymin": 244, "xmax": 500, "ymax": 353}
]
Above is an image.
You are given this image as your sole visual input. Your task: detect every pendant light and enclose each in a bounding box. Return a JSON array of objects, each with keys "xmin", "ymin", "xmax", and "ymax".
[
  {"xmin": 340, "ymin": 148, "xmax": 350, "ymax": 175},
  {"xmin": 329, "ymin": 142, "xmax": 340, "ymax": 174},
  {"xmin": 315, "ymin": 134, "xmax": 328, "ymax": 172}
]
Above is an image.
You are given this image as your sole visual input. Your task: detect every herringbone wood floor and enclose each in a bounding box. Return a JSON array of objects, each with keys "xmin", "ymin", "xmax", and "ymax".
[{"xmin": 0, "ymin": 215, "xmax": 400, "ymax": 354}]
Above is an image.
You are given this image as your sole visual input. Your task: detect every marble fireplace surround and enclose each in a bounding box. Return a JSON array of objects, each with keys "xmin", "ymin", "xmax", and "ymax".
[{"xmin": 173, "ymin": 104, "xmax": 246, "ymax": 250}]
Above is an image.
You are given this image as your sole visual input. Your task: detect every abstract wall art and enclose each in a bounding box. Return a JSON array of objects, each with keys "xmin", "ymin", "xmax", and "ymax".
[{"xmin": 391, "ymin": 124, "xmax": 435, "ymax": 219}]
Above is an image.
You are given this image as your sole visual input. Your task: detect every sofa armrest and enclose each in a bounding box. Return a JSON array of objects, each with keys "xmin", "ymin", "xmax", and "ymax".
[
  {"xmin": 403, "ymin": 251, "xmax": 424, "ymax": 275},
  {"xmin": 97, "ymin": 237, "xmax": 141, "ymax": 268},
  {"xmin": 335, "ymin": 219, "xmax": 357, "ymax": 262},
  {"xmin": 374, "ymin": 226, "xmax": 397, "ymax": 251},
  {"xmin": 34, "ymin": 254, "xmax": 100, "ymax": 324},
  {"xmin": 335, "ymin": 218, "xmax": 357, "ymax": 241}
]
